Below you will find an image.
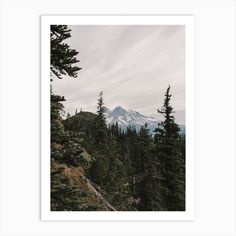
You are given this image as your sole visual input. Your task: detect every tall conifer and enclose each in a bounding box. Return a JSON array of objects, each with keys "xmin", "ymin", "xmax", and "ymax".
[
  {"xmin": 154, "ymin": 85, "xmax": 185, "ymax": 211},
  {"xmin": 95, "ymin": 91, "xmax": 107, "ymax": 148}
]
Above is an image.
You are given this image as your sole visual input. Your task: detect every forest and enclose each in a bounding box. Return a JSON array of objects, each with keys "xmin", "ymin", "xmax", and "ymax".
[{"xmin": 50, "ymin": 25, "xmax": 185, "ymax": 211}]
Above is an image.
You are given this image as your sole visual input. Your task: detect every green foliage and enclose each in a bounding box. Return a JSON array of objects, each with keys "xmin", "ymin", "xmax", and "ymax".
[
  {"xmin": 154, "ymin": 85, "xmax": 185, "ymax": 211},
  {"xmin": 63, "ymin": 111, "xmax": 97, "ymax": 153},
  {"xmin": 50, "ymin": 25, "xmax": 81, "ymax": 80},
  {"xmin": 49, "ymin": 25, "xmax": 185, "ymax": 211},
  {"xmin": 50, "ymin": 24, "xmax": 103, "ymax": 211},
  {"xmin": 50, "ymin": 92, "xmax": 97, "ymax": 209},
  {"xmin": 63, "ymin": 133, "xmax": 93, "ymax": 168},
  {"xmin": 50, "ymin": 94, "xmax": 66, "ymax": 143},
  {"xmin": 51, "ymin": 162, "xmax": 107, "ymax": 211},
  {"xmin": 51, "ymin": 86, "xmax": 186, "ymax": 211},
  {"xmin": 136, "ymin": 124, "xmax": 163, "ymax": 210},
  {"xmin": 94, "ymin": 91, "xmax": 107, "ymax": 148}
]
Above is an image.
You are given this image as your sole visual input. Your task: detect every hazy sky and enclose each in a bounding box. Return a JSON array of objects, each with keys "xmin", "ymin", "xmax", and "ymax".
[{"xmin": 52, "ymin": 25, "xmax": 185, "ymax": 124}]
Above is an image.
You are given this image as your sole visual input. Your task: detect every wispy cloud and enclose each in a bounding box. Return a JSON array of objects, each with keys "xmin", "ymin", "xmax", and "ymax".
[{"xmin": 52, "ymin": 25, "xmax": 185, "ymax": 124}]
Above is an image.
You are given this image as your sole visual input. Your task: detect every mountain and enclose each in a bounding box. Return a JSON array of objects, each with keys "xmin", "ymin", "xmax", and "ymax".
[
  {"xmin": 106, "ymin": 106, "xmax": 158, "ymax": 133},
  {"xmin": 64, "ymin": 108, "xmax": 185, "ymax": 135},
  {"xmin": 106, "ymin": 106, "xmax": 185, "ymax": 134}
]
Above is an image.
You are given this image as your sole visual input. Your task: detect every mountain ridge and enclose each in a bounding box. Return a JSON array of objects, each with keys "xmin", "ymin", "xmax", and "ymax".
[{"xmin": 105, "ymin": 106, "xmax": 185, "ymax": 134}]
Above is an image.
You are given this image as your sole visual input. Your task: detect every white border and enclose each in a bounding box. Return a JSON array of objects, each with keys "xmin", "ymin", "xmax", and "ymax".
[{"xmin": 41, "ymin": 15, "xmax": 195, "ymax": 221}]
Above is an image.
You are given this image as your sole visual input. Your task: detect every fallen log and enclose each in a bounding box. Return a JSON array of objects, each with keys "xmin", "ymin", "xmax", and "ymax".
[{"xmin": 80, "ymin": 176, "xmax": 116, "ymax": 211}]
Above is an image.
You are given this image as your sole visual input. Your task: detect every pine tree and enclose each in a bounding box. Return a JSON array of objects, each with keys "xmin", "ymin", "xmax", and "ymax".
[
  {"xmin": 94, "ymin": 91, "xmax": 107, "ymax": 148},
  {"xmin": 135, "ymin": 124, "xmax": 162, "ymax": 210},
  {"xmin": 50, "ymin": 25, "xmax": 98, "ymax": 210},
  {"xmin": 88, "ymin": 92, "xmax": 108, "ymax": 186},
  {"xmin": 104, "ymin": 137, "xmax": 131, "ymax": 210},
  {"xmin": 50, "ymin": 25, "xmax": 81, "ymax": 80},
  {"xmin": 154, "ymin": 85, "xmax": 185, "ymax": 211},
  {"xmin": 122, "ymin": 126, "xmax": 139, "ymax": 199},
  {"xmin": 51, "ymin": 94, "xmax": 66, "ymax": 143},
  {"xmin": 50, "ymin": 93, "xmax": 97, "ymax": 210},
  {"xmin": 137, "ymin": 124, "xmax": 151, "ymax": 174}
]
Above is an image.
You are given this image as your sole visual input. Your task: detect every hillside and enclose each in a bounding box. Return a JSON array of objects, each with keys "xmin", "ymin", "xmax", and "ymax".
[{"xmin": 51, "ymin": 161, "xmax": 115, "ymax": 211}]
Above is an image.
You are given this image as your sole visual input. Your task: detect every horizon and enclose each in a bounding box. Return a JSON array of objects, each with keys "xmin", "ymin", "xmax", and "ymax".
[{"xmin": 65, "ymin": 105, "xmax": 185, "ymax": 126}]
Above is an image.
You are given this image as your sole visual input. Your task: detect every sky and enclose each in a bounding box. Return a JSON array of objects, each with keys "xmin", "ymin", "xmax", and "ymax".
[{"xmin": 52, "ymin": 25, "xmax": 185, "ymax": 124}]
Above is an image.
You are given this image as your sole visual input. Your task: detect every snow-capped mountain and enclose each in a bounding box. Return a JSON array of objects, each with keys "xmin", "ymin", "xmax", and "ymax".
[
  {"xmin": 105, "ymin": 106, "xmax": 185, "ymax": 134},
  {"xmin": 105, "ymin": 106, "xmax": 159, "ymax": 132}
]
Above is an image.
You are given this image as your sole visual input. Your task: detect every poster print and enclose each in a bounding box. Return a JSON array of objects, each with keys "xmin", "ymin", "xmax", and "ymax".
[{"xmin": 41, "ymin": 15, "xmax": 195, "ymax": 221}]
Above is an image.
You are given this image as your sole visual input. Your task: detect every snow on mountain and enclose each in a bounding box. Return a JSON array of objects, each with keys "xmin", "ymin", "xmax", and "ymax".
[
  {"xmin": 105, "ymin": 106, "xmax": 159, "ymax": 132},
  {"xmin": 105, "ymin": 106, "xmax": 185, "ymax": 134}
]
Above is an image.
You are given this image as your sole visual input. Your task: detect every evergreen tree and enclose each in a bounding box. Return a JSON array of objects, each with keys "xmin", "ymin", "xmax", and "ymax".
[
  {"xmin": 51, "ymin": 161, "xmax": 107, "ymax": 211},
  {"xmin": 154, "ymin": 85, "xmax": 185, "ymax": 211},
  {"xmin": 50, "ymin": 93, "xmax": 97, "ymax": 210},
  {"xmin": 88, "ymin": 91, "xmax": 108, "ymax": 186},
  {"xmin": 51, "ymin": 94, "xmax": 66, "ymax": 144},
  {"xmin": 104, "ymin": 137, "xmax": 131, "ymax": 210},
  {"xmin": 94, "ymin": 91, "xmax": 107, "ymax": 148},
  {"xmin": 50, "ymin": 25, "xmax": 81, "ymax": 80},
  {"xmin": 122, "ymin": 125, "xmax": 139, "ymax": 200},
  {"xmin": 63, "ymin": 111, "xmax": 97, "ymax": 154},
  {"xmin": 137, "ymin": 124, "xmax": 151, "ymax": 171},
  {"xmin": 49, "ymin": 25, "xmax": 186, "ymax": 212},
  {"xmin": 50, "ymin": 25, "xmax": 99, "ymax": 210},
  {"xmin": 136, "ymin": 124, "xmax": 162, "ymax": 210}
]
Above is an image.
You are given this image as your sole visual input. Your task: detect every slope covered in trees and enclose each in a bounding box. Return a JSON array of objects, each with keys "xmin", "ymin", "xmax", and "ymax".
[{"xmin": 50, "ymin": 25, "xmax": 185, "ymax": 211}]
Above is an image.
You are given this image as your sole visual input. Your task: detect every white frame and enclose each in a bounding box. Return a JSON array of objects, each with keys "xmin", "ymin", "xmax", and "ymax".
[
  {"xmin": 1, "ymin": 1, "xmax": 236, "ymax": 235},
  {"xmin": 41, "ymin": 15, "xmax": 195, "ymax": 221}
]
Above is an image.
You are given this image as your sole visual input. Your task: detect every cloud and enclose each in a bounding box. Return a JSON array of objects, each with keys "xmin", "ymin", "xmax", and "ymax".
[{"xmin": 52, "ymin": 25, "xmax": 185, "ymax": 124}]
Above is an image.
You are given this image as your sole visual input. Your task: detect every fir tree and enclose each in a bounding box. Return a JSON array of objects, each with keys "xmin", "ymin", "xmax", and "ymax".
[
  {"xmin": 94, "ymin": 91, "xmax": 107, "ymax": 148},
  {"xmin": 49, "ymin": 25, "xmax": 186, "ymax": 211},
  {"xmin": 50, "ymin": 25, "xmax": 98, "ymax": 210},
  {"xmin": 136, "ymin": 124, "xmax": 162, "ymax": 210},
  {"xmin": 154, "ymin": 85, "xmax": 185, "ymax": 211},
  {"xmin": 51, "ymin": 94, "xmax": 66, "ymax": 143},
  {"xmin": 50, "ymin": 25, "xmax": 81, "ymax": 80},
  {"xmin": 88, "ymin": 91, "xmax": 108, "ymax": 186}
]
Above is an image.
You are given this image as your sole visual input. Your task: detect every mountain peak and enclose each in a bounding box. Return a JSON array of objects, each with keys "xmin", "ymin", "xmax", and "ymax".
[
  {"xmin": 113, "ymin": 106, "xmax": 126, "ymax": 112},
  {"xmin": 110, "ymin": 106, "xmax": 127, "ymax": 116},
  {"xmin": 105, "ymin": 106, "xmax": 185, "ymax": 135},
  {"xmin": 105, "ymin": 106, "xmax": 158, "ymax": 133}
]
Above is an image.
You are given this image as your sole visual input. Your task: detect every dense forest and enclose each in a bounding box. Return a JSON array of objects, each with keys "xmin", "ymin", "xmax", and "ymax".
[{"xmin": 50, "ymin": 25, "xmax": 185, "ymax": 211}]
